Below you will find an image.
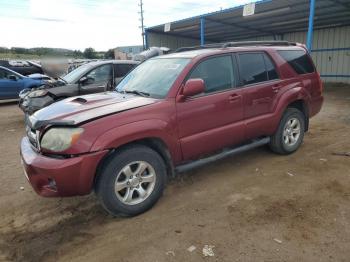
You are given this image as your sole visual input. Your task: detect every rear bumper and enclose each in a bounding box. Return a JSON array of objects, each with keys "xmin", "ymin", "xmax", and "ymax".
[
  {"xmin": 309, "ymin": 95, "xmax": 324, "ymax": 117},
  {"xmin": 20, "ymin": 137, "xmax": 108, "ymax": 197}
]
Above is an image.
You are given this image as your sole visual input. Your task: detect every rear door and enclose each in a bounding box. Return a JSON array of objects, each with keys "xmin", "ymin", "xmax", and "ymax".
[
  {"xmin": 237, "ymin": 52, "xmax": 281, "ymax": 139},
  {"xmin": 80, "ymin": 64, "xmax": 113, "ymax": 94},
  {"xmin": 176, "ymin": 54, "xmax": 245, "ymax": 160}
]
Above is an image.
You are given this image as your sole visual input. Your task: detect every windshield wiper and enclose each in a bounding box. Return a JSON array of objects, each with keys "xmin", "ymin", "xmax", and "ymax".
[{"xmin": 124, "ymin": 90, "xmax": 150, "ymax": 97}]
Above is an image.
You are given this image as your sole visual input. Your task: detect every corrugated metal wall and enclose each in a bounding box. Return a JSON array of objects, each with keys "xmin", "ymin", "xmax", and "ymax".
[
  {"xmin": 147, "ymin": 32, "xmax": 199, "ymax": 50},
  {"xmin": 284, "ymin": 26, "xmax": 350, "ymax": 83},
  {"xmin": 148, "ymin": 25, "xmax": 350, "ymax": 83}
]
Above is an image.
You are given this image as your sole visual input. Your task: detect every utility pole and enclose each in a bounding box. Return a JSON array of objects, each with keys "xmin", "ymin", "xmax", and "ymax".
[{"xmin": 138, "ymin": 0, "xmax": 145, "ymax": 50}]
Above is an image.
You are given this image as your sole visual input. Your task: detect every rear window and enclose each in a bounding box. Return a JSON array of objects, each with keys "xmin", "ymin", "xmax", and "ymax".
[
  {"xmin": 263, "ymin": 53, "xmax": 279, "ymax": 80},
  {"xmin": 277, "ymin": 50, "xmax": 314, "ymax": 74}
]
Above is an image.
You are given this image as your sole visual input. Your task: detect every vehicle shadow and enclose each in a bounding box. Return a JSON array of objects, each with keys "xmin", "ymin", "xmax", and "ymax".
[
  {"xmin": 0, "ymin": 100, "xmax": 18, "ymax": 106},
  {"xmin": 0, "ymin": 147, "xmax": 271, "ymax": 262}
]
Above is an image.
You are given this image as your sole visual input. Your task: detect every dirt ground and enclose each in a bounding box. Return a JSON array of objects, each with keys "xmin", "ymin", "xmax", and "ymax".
[{"xmin": 0, "ymin": 86, "xmax": 349, "ymax": 262}]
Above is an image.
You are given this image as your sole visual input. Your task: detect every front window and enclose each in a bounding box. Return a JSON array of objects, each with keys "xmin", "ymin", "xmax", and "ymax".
[
  {"xmin": 188, "ymin": 55, "xmax": 236, "ymax": 94},
  {"xmin": 85, "ymin": 64, "xmax": 112, "ymax": 83},
  {"xmin": 116, "ymin": 58, "xmax": 190, "ymax": 98},
  {"xmin": 62, "ymin": 63, "xmax": 91, "ymax": 83}
]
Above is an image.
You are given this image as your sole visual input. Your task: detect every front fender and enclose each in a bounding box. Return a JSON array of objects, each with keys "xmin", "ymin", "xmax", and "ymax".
[{"xmin": 90, "ymin": 119, "xmax": 182, "ymax": 163}]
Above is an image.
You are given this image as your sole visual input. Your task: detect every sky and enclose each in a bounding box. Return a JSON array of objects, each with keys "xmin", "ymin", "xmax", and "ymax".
[{"xmin": 0, "ymin": 0, "xmax": 255, "ymax": 51}]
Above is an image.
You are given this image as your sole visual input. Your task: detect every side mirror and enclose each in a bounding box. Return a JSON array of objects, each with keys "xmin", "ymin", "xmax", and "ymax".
[
  {"xmin": 79, "ymin": 76, "xmax": 94, "ymax": 85},
  {"xmin": 8, "ymin": 75, "xmax": 17, "ymax": 81},
  {"xmin": 182, "ymin": 78, "xmax": 205, "ymax": 97}
]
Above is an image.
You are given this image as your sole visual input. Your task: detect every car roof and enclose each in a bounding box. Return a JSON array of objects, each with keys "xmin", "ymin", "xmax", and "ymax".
[
  {"xmin": 87, "ymin": 60, "xmax": 139, "ymax": 67},
  {"xmin": 158, "ymin": 45, "xmax": 307, "ymax": 59}
]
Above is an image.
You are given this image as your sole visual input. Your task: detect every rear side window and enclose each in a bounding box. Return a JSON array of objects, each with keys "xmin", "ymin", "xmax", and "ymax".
[
  {"xmin": 277, "ymin": 50, "xmax": 314, "ymax": 74},
  {"xmin": 114, "ymin": 64, "xmax": 135, "ymax": 78},
  {"xmin": 238, "ymin": 53, "xmax": 268, "ymax": 85},
  {"xmin": 0, "ymin": 69, "xmax": 8, "ymax": 79},
  {"xmin": 263, "ymin": 53, "xmax": 279, "ymax": 80},
  {"xmin": 188, "ymin": 55, "xmax": 235, "ymax": 94}
]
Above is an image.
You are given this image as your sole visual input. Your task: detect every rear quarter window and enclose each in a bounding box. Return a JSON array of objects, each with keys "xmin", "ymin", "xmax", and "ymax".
[{"xmin": 277, "ymin": 50, "xmax": 315, "ymax": 74}]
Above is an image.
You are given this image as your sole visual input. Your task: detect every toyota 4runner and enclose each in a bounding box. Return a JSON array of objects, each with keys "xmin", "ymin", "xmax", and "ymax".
[{"xmin": 20, "ymin": 41, "xmax": 324, "ymax": 216}]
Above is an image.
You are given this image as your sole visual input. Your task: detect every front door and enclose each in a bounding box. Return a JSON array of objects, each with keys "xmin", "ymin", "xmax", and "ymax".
[
  {"xmin": 176, "ymin": 54, "xmax": 245, "ymax": 161},
  {"xmin": 80, "ymin": 64, "xmax": 113, "ymax": 94}
]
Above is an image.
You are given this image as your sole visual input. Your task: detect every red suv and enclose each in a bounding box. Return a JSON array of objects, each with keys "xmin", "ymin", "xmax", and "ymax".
[{"xmin": 21, "ymin": 41, "xmax": 323, "ymax": 216}]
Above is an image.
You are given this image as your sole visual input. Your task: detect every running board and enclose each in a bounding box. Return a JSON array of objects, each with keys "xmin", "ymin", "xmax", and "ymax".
[{"xmin": 175, "ymin": 137, "xmax": 270, "ymax": 173}]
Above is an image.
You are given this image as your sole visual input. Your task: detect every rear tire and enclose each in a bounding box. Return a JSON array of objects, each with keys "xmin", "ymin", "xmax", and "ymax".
[
  {"xmin": 95, "ymin": 145, "xmax": 167, "ymax": 217},
  {"xmin": 269, "ymin": 108, "xmax": 305, "ymax": 155}
]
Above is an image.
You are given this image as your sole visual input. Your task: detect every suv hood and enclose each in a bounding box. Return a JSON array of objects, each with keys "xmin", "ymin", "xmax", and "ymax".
[{"xmin": 28, "ymin": 92, "xmax": 158, "ymax": 129}]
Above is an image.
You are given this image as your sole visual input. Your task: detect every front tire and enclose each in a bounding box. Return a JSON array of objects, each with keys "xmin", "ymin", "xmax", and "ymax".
[
  {"xmin": 269, "ymin": 108, "xmax": 305, "ymax": 155},
  {"xmin": 95, "ymin": 145, "xmax": 167, "ymax": 217}
]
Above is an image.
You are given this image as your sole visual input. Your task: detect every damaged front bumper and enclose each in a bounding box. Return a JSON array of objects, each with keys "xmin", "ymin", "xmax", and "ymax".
[
  {"xmin": 20, "ymin": 137, "xmax": 108, "ymax": 197},
  {"xmin": 19, "ymin": 95, "xmax": 55, "ymax": 114}
]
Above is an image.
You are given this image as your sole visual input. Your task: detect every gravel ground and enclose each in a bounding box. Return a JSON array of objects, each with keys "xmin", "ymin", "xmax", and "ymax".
[{"xmin": 0, "ymin": 86, "xmax": 349, "ymax": 262}]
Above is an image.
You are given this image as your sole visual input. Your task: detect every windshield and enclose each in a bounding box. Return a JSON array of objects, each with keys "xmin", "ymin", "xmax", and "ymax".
[
  {"xmin": 116, "ymin": 58, "xmax": 190, "ymax": 98},
  {"xmin": 62, "ymin": 63, "xmax": 91, "ymax": 83}
]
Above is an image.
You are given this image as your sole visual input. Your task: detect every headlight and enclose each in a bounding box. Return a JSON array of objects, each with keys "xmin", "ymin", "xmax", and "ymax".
[
  {"xmin": 28, "ymin": 89, "xmax": 48, "ymax": 98},
  {"xmin": 19, "ymin": 89, "xmax": 31, "ymax": 98},
  {"xmin": 41, "ymin": 127, "xmax": 84, "ymax": 152}
]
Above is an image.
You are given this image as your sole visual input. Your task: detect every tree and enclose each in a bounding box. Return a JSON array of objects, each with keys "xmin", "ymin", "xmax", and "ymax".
[
  {"xmin": 0, "ymin": 47, "xmax": 9, "ymax": 53},
  {"xmin": 104, "ymin": 49, "xmax": 115, "ymax": 59},
  {"xmin": 73, "ymin": 50, "xmax": 83, "ymax": 58},
  {"xmin": 83, "ymin": 47, "xmax": 98, "ymax": 59}
]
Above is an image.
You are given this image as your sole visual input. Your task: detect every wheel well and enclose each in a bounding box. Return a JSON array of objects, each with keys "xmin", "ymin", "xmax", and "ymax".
[
  {"xmin": 287, "ymin": 100, "xmax": 309, "ymax": 131},
  {"xmin": 136, "ymin": 138, "xmax": 175, "ymax": 178},
  {"xmin": 94, "ymin": 138, "xmax": 175, "ymax": 191}
]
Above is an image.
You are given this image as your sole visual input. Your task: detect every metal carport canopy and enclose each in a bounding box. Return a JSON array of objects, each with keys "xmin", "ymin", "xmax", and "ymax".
[{"xmin": 145, "ymin": 0, "xmax": 350, "ymax": 48}]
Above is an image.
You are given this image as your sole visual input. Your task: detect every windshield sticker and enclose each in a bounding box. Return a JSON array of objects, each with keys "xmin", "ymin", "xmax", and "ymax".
[{"xmin": 164, "ymin": 63, "xmax": 181, "ymax": 70}]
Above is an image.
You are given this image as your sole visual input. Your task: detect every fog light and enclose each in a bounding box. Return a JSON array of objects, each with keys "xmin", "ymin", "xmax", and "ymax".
[{"xmin": 47, "ymin": 178, "xmax": 57, "ymax": 191}]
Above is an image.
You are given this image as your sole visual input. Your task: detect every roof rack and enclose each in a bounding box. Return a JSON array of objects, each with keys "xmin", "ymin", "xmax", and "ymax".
[
  {"xmin": 222, "ymin": 41, "xmax": 296, "ymax": 48},
  {"xmin": 174, "ymin": 41, "xmax": 297, "ymax": 53},
  {"xmin": 175, "ymin": 43, "xmax": 225, "ymax": 53}
]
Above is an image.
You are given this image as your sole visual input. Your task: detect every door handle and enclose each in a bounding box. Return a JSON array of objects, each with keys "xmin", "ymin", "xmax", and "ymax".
[
  {"xmin": 228, "ymin": 94, "xmax": 241, "ymax": 102},
  {"xmin": 272, "ymin": 84, "xmax": 281, "ymax": 93}
]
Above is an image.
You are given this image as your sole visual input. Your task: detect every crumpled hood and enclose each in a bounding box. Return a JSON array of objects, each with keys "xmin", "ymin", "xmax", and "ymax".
[
  {"xmin": 27, "ymin": 73, "xmax": 49, "ymax": 80},
  {"xmin": 28, "ymin": 92, "xmax": 158, "ymax": 129}
]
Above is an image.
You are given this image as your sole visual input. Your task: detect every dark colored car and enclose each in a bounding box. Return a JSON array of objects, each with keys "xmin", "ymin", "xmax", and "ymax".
[
  {"xmin": 19, "ymin": 60, "xmax": 139, "ymax": 114},
  {"xmin": 0, "ymin": 60, "xmax": 44, "ymax": 76},
  {"xmin": 0, "ymin": 66, "xmax": 45, "ymax": 100},
  {"xmin": 20, "ymin": 41, "xmax": 323, "ymax": 217}
]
